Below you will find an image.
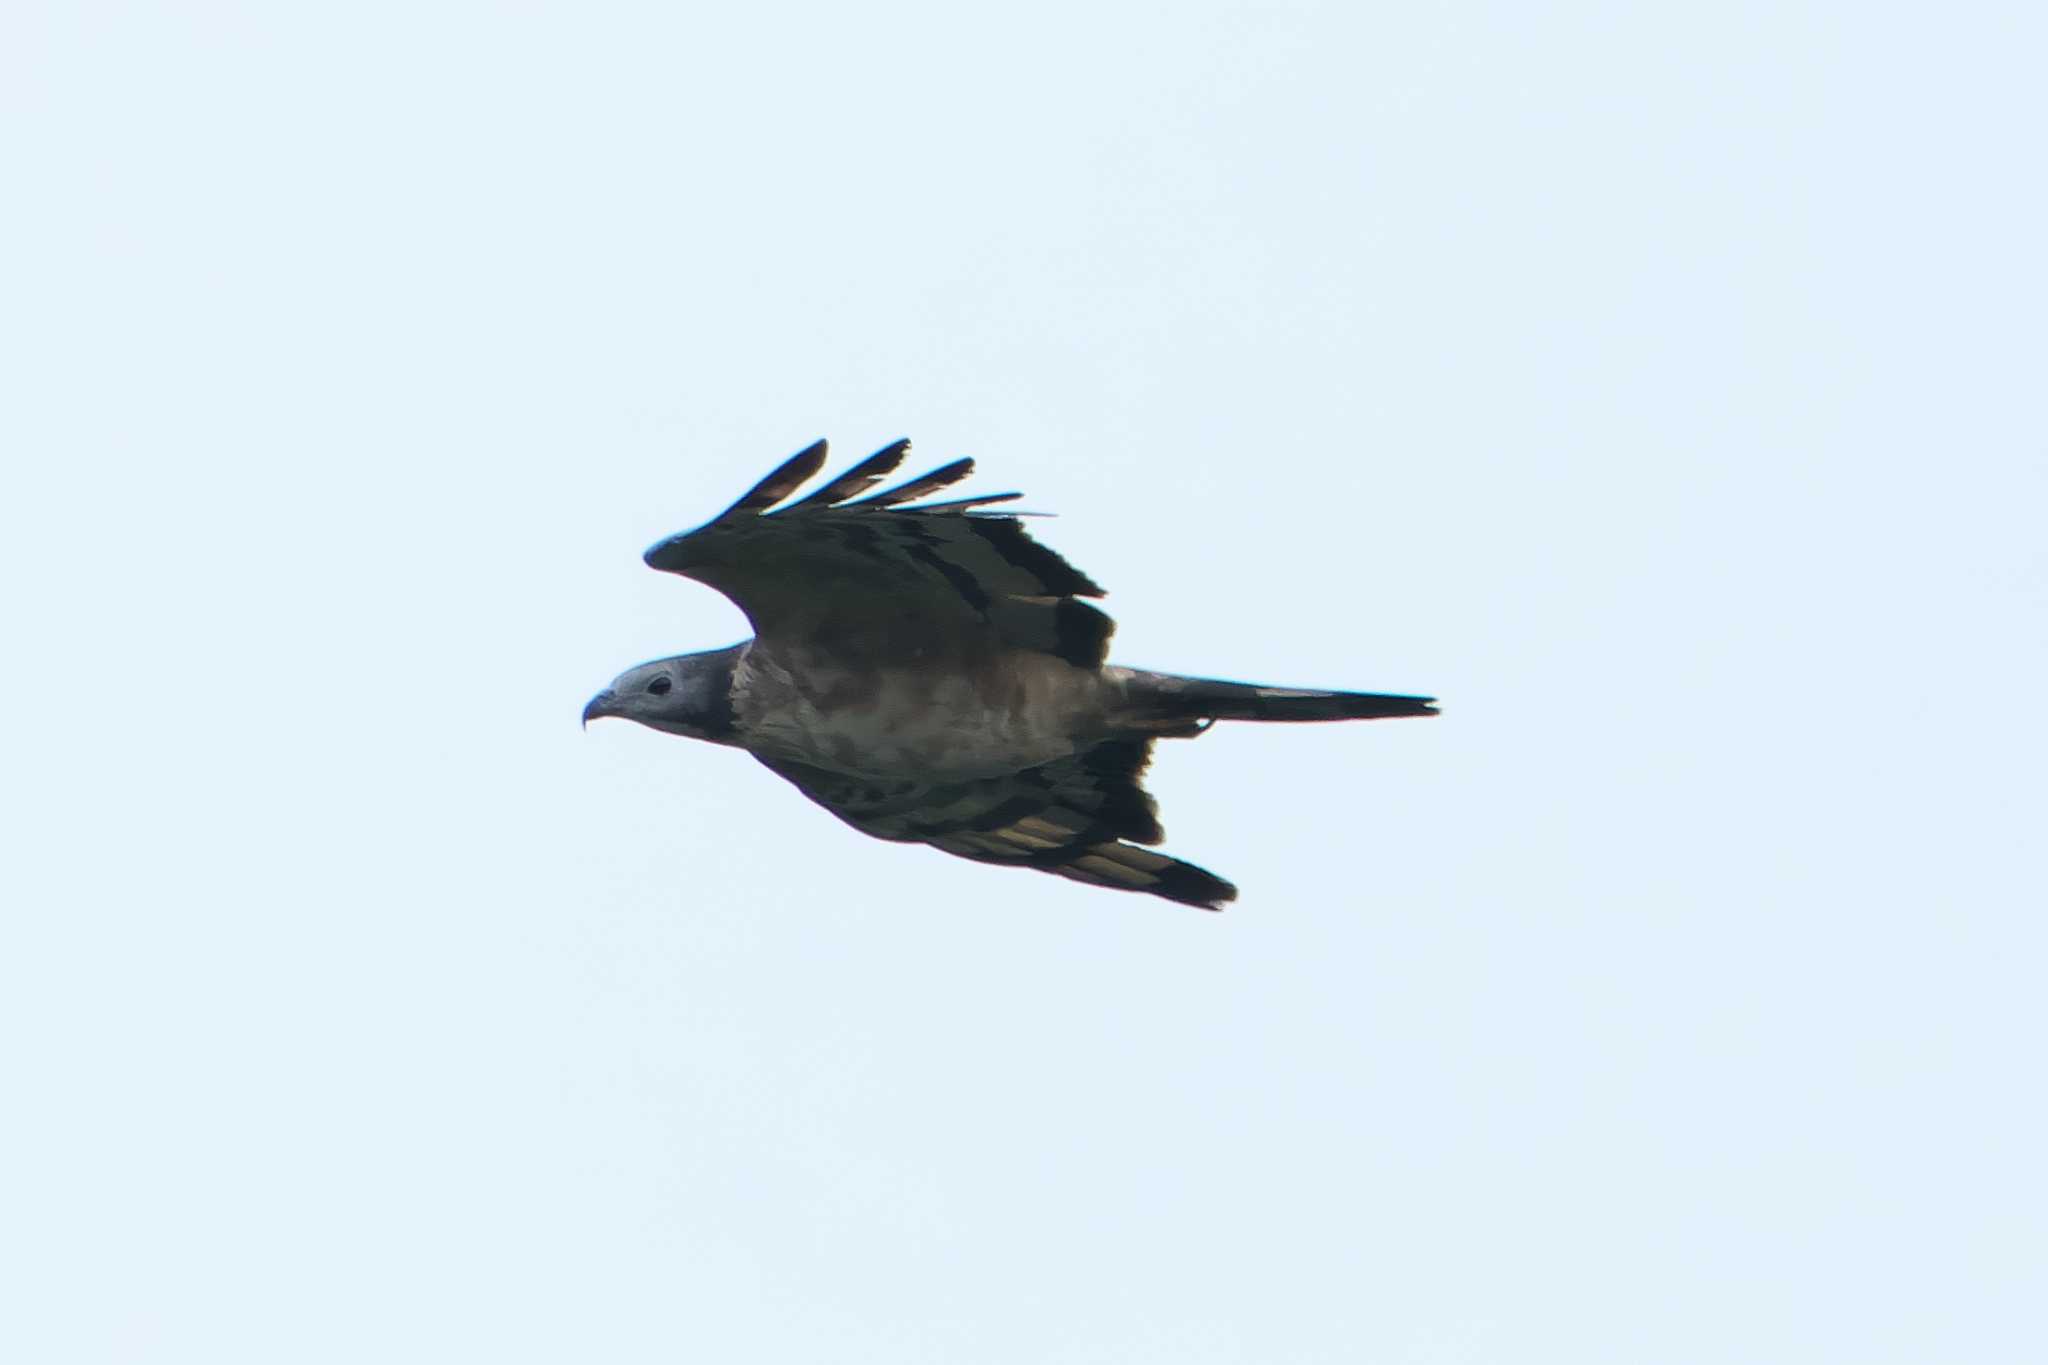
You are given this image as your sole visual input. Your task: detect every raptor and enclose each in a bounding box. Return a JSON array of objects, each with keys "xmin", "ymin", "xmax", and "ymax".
[{"xmin": 585, "ymin": 440, "xmax": 1436, "ymax": 909}]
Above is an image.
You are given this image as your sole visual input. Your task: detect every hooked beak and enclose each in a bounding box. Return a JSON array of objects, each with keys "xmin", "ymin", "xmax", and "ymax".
[{"xmin": 582, "ymin": 689, "xmax": 617, "ymax": 730}]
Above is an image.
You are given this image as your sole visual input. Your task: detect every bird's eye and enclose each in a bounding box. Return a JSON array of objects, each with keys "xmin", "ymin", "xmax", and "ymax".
[{"xmin": 646, "ymin": 676, "xmax": 673, "ymax": 695}]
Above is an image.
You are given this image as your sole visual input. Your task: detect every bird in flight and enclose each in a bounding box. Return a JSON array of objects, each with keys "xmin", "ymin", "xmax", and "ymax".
[{"xmin": 585, "ymin": 440, "xmax": 1436, "ymax": 910}]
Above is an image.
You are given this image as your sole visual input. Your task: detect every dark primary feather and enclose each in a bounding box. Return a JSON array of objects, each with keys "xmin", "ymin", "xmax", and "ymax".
[
  {"xmin": 642, "ymin": 439, "xmax": 1113, "ymax": 667},
  {"xmin": 781, "ymin": 438, "xmax": 912, "ymax": 510},
  {"xmin": 889, "ymin": 490, "xmax": 1027, "ymax": 513},
  {"xmin": 722, "ymin": 438, "xmax": 830, "ymax": 515},
  {"xmin": 759, "ymin": 740, "xmax": 1238, "ymax": 910},
  {"xmin": 847, "ymin": 456, "xmax": 977, "ymax": 507}
]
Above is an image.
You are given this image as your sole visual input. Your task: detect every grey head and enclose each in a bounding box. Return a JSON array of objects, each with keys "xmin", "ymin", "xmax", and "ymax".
[{"xmin": 582, "ymin": 644, "xmax": 743, "ymax": 744}]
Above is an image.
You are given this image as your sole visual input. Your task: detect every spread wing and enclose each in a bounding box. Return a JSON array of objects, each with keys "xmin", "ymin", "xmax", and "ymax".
[
  {"xmin": 643, "ymin": 439, "xmax": 1115, "ymax": 667},
  {"xmin": 758, "ymin": 739, "xmax": 1238, "ymax": 910}
]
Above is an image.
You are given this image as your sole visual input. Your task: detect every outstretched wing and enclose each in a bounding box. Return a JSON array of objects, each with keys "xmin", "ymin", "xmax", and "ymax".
[
  {"xmin": 644, "ymin": 439, "xmax": 1115, "ymax": 667},
  {"xmin": 758, "ymin": 739, "xmax": 1238, "ymax": 910}
]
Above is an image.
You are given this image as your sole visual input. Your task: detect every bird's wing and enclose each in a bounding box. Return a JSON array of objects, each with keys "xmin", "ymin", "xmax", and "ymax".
[
  {"xmin": 643, "ymin": 440, "xmax": 1115, "ymax": 667},
  {"xmin": 758, "ymin": 739, "xmax": 1237, "ymax": 910}
]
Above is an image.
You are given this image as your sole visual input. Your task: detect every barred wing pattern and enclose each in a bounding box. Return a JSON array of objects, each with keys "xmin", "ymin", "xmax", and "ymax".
[
  {"xmin": 758, "ymin": 738, "xmax": 1238, "ymax": 910},
  {"xmin": 644, "ymin": 439, "xmax": 1116, "ymax": 668}
]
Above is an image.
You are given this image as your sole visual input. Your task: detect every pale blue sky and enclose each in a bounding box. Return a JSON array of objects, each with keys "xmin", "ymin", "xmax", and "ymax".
[{"xmin": 5, "ymin": 3, "xmax": 2044, "ymax": 1362}]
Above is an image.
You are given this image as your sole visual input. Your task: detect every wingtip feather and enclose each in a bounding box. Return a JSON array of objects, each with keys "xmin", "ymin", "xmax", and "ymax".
[
  {"xmin": 782, "ymin": 439, "xmax": 914, "ymax": 511},
  {"xmin": 728, "ymin": 439, "xmax": 831, "ymax": 515},
  {"xmin": 854, "ymin": 456, "xmax": 978, "ymax": 507}
]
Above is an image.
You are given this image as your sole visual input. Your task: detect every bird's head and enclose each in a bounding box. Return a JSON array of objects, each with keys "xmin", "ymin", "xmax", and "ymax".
[{"xmin": 582, "ymin": 646, "xmax": 742, "ymax": 743}]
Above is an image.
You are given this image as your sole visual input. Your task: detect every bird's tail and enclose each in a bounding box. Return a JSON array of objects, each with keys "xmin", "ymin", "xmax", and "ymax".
[{"xmin": 1121, "ymin": 669, "xmax": 1439, "ymax": 729}]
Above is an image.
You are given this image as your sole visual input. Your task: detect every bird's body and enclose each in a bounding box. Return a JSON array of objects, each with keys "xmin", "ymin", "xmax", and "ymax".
[
  {"xmin": 733, "ymin": 637, "xmax": 1113, "ymax": 780},
  {"xmin": 586, "ymin": 440, "xmax": 1436, "ymax": 909}
]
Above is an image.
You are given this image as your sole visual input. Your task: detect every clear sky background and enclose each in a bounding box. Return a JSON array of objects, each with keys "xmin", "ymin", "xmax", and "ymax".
[{"xmin": 6, "ymin": 4, "xmax": 2044, "ymax": 1362}]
